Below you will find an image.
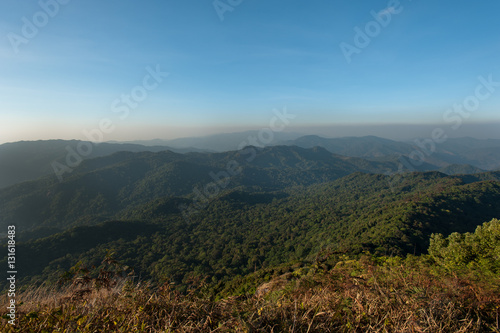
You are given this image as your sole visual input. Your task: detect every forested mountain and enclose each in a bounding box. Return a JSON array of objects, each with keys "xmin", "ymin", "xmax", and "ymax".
[
  {"xmin": 3, "ymin": 135, "xmax": 500, "ymax": 191},
  {"xmin": 0, "ymin": 145, "xmax": 402, "ymax": 233},
  {"xmin": 2, "ymin": 168, "xmax": 500, "ymax": 292},
  {"xmin": 1, "ymin": 140, "xmax": 500, "ymax": 297},
  {"xmin": 438, "ymin": 164, "xmax": 485, "ymax": 175},
  {"xmin": 0, "ymin": 140, "xmax": 202, "ymax": 189}
]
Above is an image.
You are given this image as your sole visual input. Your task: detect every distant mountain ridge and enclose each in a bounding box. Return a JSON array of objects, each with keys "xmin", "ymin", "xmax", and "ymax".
[
  {"xmin": 283, "ymin": 135, "xmax": 415, "ymax": 158},
  {"xmin": 116, "ymin": 131, "xmax": 304, "ymax": 151},
  {"xmin": 0, "ymin": 140, "xmax": 202, "ymax": 189},
  {"xmin": 283, "ymin": 135, "xmax": 500, "ymax": 171},
  {"xmin": 2, "ymin": 134, "xmax": 500, "ymax": 190}
]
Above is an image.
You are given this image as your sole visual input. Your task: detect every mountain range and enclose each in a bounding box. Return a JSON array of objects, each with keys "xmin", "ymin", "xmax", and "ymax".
[
  {"xmin": 1, "ymin": 134, "xmax": 500, "ymax": 190},
  {"xmin": 0, "ymin": 140, "xmax": 206, "ymax": 189},
  {"xmin": 0, "ymin": 144, "xmax": 405, "ymax": 234},
  {"xmin": 1, "ymin": 134, "xmax": 500, "ymax": 292},
  {"xmin": 2, "ymin": 166, "xmax": 500, "ymax": 291},
  {"xmin": 283, "ymin": 135, "xmax": 500, "ymax": 170}
]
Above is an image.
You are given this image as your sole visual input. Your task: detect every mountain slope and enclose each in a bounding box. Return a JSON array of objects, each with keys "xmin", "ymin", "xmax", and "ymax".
[
  {"xmin": 285, "ymin": 135, "xmax": 500, "ymax": 171},
  {"xmin": 285, "ymin": 135, "xmax": 415, "ymax": 158},
  {"xmin": 0, "ymin": 145, "xmax": 401, "ymax": 234},
  {"xmin": 0, "ymin": 140, "xmax": 195, "ymax": 189},
  {"xmin": 438, "ymin": 164, "xmax": 485, "ymax": 175},
  {"xmin": 3, "ymin": 171, "xmax": 500, "ymax": 292}
]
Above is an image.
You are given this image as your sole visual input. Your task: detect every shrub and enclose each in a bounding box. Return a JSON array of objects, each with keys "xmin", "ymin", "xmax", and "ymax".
[{"xmin": 429, "ymin": 218, "xmax": 500, "ymax": 273}]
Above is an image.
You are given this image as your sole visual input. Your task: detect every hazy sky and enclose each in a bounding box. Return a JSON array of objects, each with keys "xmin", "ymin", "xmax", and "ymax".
[{"xmin": 1, "ymin": 0, "xmax": 499, "ymax": 143}]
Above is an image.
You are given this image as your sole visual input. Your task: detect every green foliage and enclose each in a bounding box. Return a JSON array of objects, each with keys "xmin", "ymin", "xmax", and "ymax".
[
  {"xmin": 429, "ymin": 218, "xmax": 500, "ymax": 273},
  {"xmin": 3, "ymin": 171, "xmax": 500, "ymax": 294},
  {"xmin": 438, "ymin": 163, "xmax": 485, "ymax": 175},
  {"xmin": 1, "ymin": 145, "xmax": 403, "ymax": 232}
]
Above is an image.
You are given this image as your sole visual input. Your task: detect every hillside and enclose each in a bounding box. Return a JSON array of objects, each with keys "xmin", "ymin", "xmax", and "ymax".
[
  {"xmin": 0, "ymin": 140, "xmax": 198, "ymax": 189},
  {"xmin": 284, "ymin": 135, "xmax": 415, "ymax": 158},
  {"xmin": 438, "ymin": 163, "xmax": 485, "ymax": 175},
  {"xmin": 0, "ymin": 145, "xmax": 401, "ymax": 234},
  {"xmin": 3, "ymin": 170, "xmax": 500, "ymax": 293},
  {"xmin": 2, "ymin": 220, "xmax": 500, "ymax": 332},
  {"xmin": 285, "ymin": 136, "xmax": 500, "ymax": 170}
]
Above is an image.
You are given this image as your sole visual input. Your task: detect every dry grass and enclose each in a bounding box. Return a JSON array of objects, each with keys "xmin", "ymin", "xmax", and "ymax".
[{"xmin": 2, "ymin": 257, "xmax": 500, "ymax": 332}]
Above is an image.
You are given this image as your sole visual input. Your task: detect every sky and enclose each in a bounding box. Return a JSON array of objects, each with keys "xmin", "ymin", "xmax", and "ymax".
[{"xmin": 0, "ymin": 0, "xmax": 499, "ymax": 143}]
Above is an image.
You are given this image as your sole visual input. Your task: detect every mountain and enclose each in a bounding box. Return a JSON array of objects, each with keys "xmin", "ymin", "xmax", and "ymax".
[
  {"xmin": 0, "ymin": 140, "xmax": 201, "ymax": 189},
  {"xmin": 438, "ymin": 137, "xmax": 500, "ymax": 151},
  {"xmin": 0, "ymin": 145, "xmax": 402, "ymax": 234},
  {"xmin": 4, "ymin": 135, "xmax": 499, "ymax": 190},
  {"xmin": 126, "ymin": 131, "xmax": 304, "ymax": 152},
  {"xmin": 438, "ymin": 164, "xmax": 485, "ymax": 175},
  {"xmin": 285, "ymin": 135, "xmax": 500, "ymax": 171},
  {"xmin": 284, "ymin": 135, "xmax": 415, "ymax": 158},
  {"xmin": 2, "ymin": 170, "xmax": 500, "ymax": 292},
  {"xmin": 429, "ymin": 137, "xmax": 500, "ymax": 170}
]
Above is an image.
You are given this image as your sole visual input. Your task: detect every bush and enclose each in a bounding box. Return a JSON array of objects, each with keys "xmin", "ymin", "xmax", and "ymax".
[{"xmin": 429, "ymin": 218, "xmax": 500, "ymax": 273}]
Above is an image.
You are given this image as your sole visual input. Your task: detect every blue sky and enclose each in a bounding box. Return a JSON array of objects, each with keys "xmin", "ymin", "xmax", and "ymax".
[{"xmin": 1, "ymin": 0, "xmax": 499, "ymax": 143}]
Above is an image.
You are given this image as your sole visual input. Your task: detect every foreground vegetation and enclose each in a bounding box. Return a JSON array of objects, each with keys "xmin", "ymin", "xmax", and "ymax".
[
  {"xmin": 2, "ymin": 253, "xmax": 499, "ymax": 332},
  {"xmin": 2, "ymin": 219, "xmax": 499, "ymax": 332}
]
